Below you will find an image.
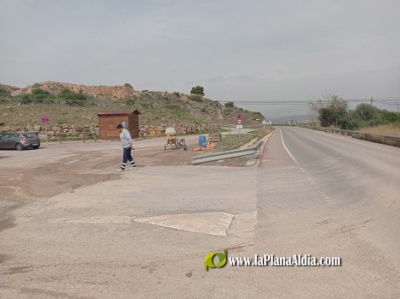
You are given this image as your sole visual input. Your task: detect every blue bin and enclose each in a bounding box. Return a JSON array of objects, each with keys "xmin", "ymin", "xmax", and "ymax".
[{"xmin": 198, "ymin": 136, "xmax": 207, "ymax": 147}]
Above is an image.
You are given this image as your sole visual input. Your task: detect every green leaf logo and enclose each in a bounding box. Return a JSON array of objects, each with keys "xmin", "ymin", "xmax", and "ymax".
[{"xmin": 204, "ymin": 250, "xmax": 227, "ymax": 271}]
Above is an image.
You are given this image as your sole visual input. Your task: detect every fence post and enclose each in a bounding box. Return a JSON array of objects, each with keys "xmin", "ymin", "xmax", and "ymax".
[{"xmin": 83, "ymin": 132, "xmax": 86, "ymax": 143}]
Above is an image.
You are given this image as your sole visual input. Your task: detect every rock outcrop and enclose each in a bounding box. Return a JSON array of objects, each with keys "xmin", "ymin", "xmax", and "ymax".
[{"xmin": 10, "ymin": 81, "xmax": 140, "ymax": 100}]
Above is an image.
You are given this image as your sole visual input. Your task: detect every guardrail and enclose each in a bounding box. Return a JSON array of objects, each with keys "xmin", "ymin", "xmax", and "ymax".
[
  {"xmin": 190, "ymin": 140, "xmax": 263, "ymax": 165},
  {"xmin": 321, "ymin": 128, "xmax": 355, "ymax": 136},
  {"xmin": 352, "ymin": 131, "xmax": 400, "ymax": 147},
  {"xmin": 303, "ymin": 126, "xmax": 400, "ymax": 148}
]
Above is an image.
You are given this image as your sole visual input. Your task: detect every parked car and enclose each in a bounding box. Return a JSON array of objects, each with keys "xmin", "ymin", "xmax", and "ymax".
[{"xmin": 0, "ymin": 132, "xmax": 41, "ymax": 150}]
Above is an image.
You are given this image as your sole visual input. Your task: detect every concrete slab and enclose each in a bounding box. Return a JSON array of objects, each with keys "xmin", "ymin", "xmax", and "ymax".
[{"xmin": 134, "ymin": 212, "xmax": 234, "ymax": 236}]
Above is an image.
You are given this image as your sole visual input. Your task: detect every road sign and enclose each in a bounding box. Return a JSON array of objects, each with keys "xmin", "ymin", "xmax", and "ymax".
[
  {"xmin": 236, "ymin": 119, "xmax": 242, "ymax": 125},
  {"xmin": 236, "ymin": 113, "xmax": 242, "ymax": 119},
  {"xmin": 41, "ymin": 116, "xmax": 49, "ymax": 123},
  {"xmin": 236, "ymin": 125, "xmax": 243, "ymax": 129}
]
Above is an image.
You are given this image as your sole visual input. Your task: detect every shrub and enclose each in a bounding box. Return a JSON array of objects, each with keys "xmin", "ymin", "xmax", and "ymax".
[
  {"xmin": 58, "ymin": 88, "xmax": 88, "ymax": 106},
  {"xmin": 190, "ymin": 86, "xmax": 205, "ymax": 96},
  {"xmin": 0, "ymin": 88, "xmax": 10, "ymax": 96},
  {"xmin": 188, "ymin": 94, "xmax": 203, "ymax": 102},
  {"xmin": 74, "ymin": 125, "xmax": 84, "ymax": 133}
]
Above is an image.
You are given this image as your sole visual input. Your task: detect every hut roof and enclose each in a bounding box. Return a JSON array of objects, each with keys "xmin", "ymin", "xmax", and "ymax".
[{"xmin": 97, "ymin": 109, "xmax": 141, "ymax": 115}]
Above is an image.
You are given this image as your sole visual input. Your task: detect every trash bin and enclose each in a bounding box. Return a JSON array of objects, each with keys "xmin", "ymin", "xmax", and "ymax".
[{"xmin": 198, "ymin": 136, "xmax": 207, "ymax": 147}]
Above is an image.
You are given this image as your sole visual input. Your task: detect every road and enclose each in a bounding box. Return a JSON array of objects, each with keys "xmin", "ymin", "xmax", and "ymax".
[
  {"xmin": 256, "ymin": 127, "xmax": 400, "ymax": 297},
  {"xmin": 0, "ymin": 127, "xmax": 399, "ymax": 298}
]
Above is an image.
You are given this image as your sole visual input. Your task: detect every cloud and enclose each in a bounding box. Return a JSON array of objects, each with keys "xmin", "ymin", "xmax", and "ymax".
[{"xmin": 0, "ymin": 0, "xmax": 399, "ymax": 109}]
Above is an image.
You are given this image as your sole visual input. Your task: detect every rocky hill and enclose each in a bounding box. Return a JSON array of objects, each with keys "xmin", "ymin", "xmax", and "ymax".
[
  {"xmin": 0, "ymin": 84, "xmax": 20, "ymax": 93},
  {"xmin": 8, "ymin": 81, "xmax": 140, "ymax": 100},
  {"xmin": 0, "ymin": 81, "xmax": 265, "ymax": 135}
]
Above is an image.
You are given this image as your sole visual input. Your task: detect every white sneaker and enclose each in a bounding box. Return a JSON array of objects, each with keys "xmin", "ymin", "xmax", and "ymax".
[{"xmin": 117, "ymin": 168, "xmax": 125, "ymax": 172}]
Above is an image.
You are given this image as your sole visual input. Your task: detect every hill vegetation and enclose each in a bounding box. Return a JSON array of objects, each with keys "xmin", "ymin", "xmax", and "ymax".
[
  {"xmin": 309, "ymin": 95, "xmax": 400, "ymax": 131},
  {"xmin": 0, "ymin": 82, "xmax": 264, "ymax": 128}
]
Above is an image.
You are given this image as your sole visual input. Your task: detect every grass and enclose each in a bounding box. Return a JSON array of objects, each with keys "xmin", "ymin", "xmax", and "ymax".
[
  {"xmin": 0, "ymin": 104, "xmax": 99, "ymax": 126},
  {"xmin": 0, "ymin": 92, "xmax": 265, "ymax": 129},
  {"xmin": 360, "ymin": 124, "xmax": 400, "ymax": 136},
  {"xmin": 214, "ymin": 126, "xmax": 274, "ymax": 151}
]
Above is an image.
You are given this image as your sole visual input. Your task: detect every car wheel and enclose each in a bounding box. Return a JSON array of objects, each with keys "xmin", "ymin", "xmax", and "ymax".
[{"xmin": 16, "ymin": 143, "xmax": 24, "ymax": 151}]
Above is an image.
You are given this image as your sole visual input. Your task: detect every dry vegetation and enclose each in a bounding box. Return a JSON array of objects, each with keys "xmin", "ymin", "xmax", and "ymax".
[
  {"xmin": 215, "ymin": 126, "xmax": 274, "ymax": 151},
  {"xmin": 360, "ymin": 124, "xmax": 400, "ymax": 136}
]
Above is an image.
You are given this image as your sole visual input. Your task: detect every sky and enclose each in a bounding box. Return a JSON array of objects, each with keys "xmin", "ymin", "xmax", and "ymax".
[{"xmin": 1, "ymin": 0, "xmax": 400, "ymax": 116}]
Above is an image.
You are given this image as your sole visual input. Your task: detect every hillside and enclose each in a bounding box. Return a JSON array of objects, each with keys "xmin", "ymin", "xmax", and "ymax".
[
  {"xmin": 8, "ymin": 81, "xmax": 140, "ymax": 100},
  {"xmin": 0, "ymin": 81, "xmax": 264, "ymax": 129}
]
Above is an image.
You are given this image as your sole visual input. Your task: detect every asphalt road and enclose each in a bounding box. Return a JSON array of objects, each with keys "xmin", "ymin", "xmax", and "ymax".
[
  {"xmin": 257, "ymin": 127, "xmax": 400, "ymax": 297},
  {"xmin": 0, "ymin": 127, "xmax": 399, "ymax": 298}
]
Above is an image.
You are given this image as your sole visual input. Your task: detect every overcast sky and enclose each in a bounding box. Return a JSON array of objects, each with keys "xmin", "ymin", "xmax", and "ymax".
[{"xmin": 1, "ymin": 0, "xmax": 399, "ymax": 114}]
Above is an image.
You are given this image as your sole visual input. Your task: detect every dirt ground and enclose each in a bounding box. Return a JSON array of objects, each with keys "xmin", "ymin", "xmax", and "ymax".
[{"xmin": 0, "ymin": 138, "xmax": 254, "ymax": 211}]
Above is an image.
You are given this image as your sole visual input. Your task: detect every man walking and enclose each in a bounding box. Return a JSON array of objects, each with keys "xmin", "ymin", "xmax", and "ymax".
[{"xmin": 116, "ymin": 124, "xmax": 137, "ymax": 171}]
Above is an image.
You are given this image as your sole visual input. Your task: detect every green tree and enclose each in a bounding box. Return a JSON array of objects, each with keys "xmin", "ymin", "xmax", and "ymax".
[
  {"xmin": 380, "ymin": 109, "xmax": 400, "ymax": 124},
  {"xmin": 338, "ymin": 110, "xmax": 359, "ymax": 130},
  {"xmin": 190, "ymin": 86, "xmax": 205, "ymax": 96},
  {"xmin": 354, "ymin": 103, "xmax": 379, "ymax": 121},
  {"xmin": 313, "ymin": 95, "xmax": 348, "ymax": 127}
]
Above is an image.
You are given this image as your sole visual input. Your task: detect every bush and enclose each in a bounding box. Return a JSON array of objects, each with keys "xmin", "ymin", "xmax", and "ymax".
[
  {"xmin": 339, "ymin": 112, "xmax": 359, "ymax": 130},
  {"xmin": 190, "ymin": 86, "xmax": 205, "ymax": 96},
  {"xmin": 125, "ymin": 96, "xmax": 137, "ymax": 106},
  {"xmin": 74, "ymin": 125, "xmax": 84, "ymax": 133},
  {"xmin": 58, "ymin": 88, "xmax": 88, "ymax": 106},
  {"xmin": 188, "ymin": 94, "xmax": 203, "ymax": 102},
  {"xmin": 0, "ymin": 88, "xmax": 10, "ymax": 97},
  {"xmin": 381, "ymin": 110, "xmax": 400, "ymax": 123}
]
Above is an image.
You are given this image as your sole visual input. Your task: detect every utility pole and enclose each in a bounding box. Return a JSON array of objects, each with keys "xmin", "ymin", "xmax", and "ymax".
[{"xmin": 370, "ymin": 97, "xmax": 373, "ymax": 120}]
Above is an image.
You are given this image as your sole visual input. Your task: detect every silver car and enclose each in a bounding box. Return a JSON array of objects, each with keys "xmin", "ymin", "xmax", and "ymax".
[{"xmin": 0, "ymin": 132, "xmax": 41, "ymax": 150}]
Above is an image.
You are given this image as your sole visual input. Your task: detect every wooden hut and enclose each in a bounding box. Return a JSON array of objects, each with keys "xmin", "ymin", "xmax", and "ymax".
[{"xmin": 97, "ymin": 109, "xmax": 141, "ymax": 139}]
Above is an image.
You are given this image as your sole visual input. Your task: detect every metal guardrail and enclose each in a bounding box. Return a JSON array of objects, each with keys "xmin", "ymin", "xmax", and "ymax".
[
  {"xmin": 304, "ymin": 126, "xmax": 400, "ymax": 147},
  {"xmin": 321, "ymin": 128, "xmax": 354, "ymax": 136},
  {"xmin": 352, "ymin": 132, "xmax": 400, "ymax": 147},
  {"xmin": 190, "ymin": 140, "xmax": 263, "ymax": 165}
]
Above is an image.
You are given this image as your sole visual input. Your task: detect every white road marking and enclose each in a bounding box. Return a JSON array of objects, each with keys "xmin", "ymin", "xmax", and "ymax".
[{"xmin": 279, "ymin": 128, "xmax": 299, "ymax": 164}]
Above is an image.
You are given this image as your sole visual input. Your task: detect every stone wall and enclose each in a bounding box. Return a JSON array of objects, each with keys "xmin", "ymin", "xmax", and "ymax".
[{"xmin": 0, "ymin": 123, "xmax": 219, "ymax": 139}]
